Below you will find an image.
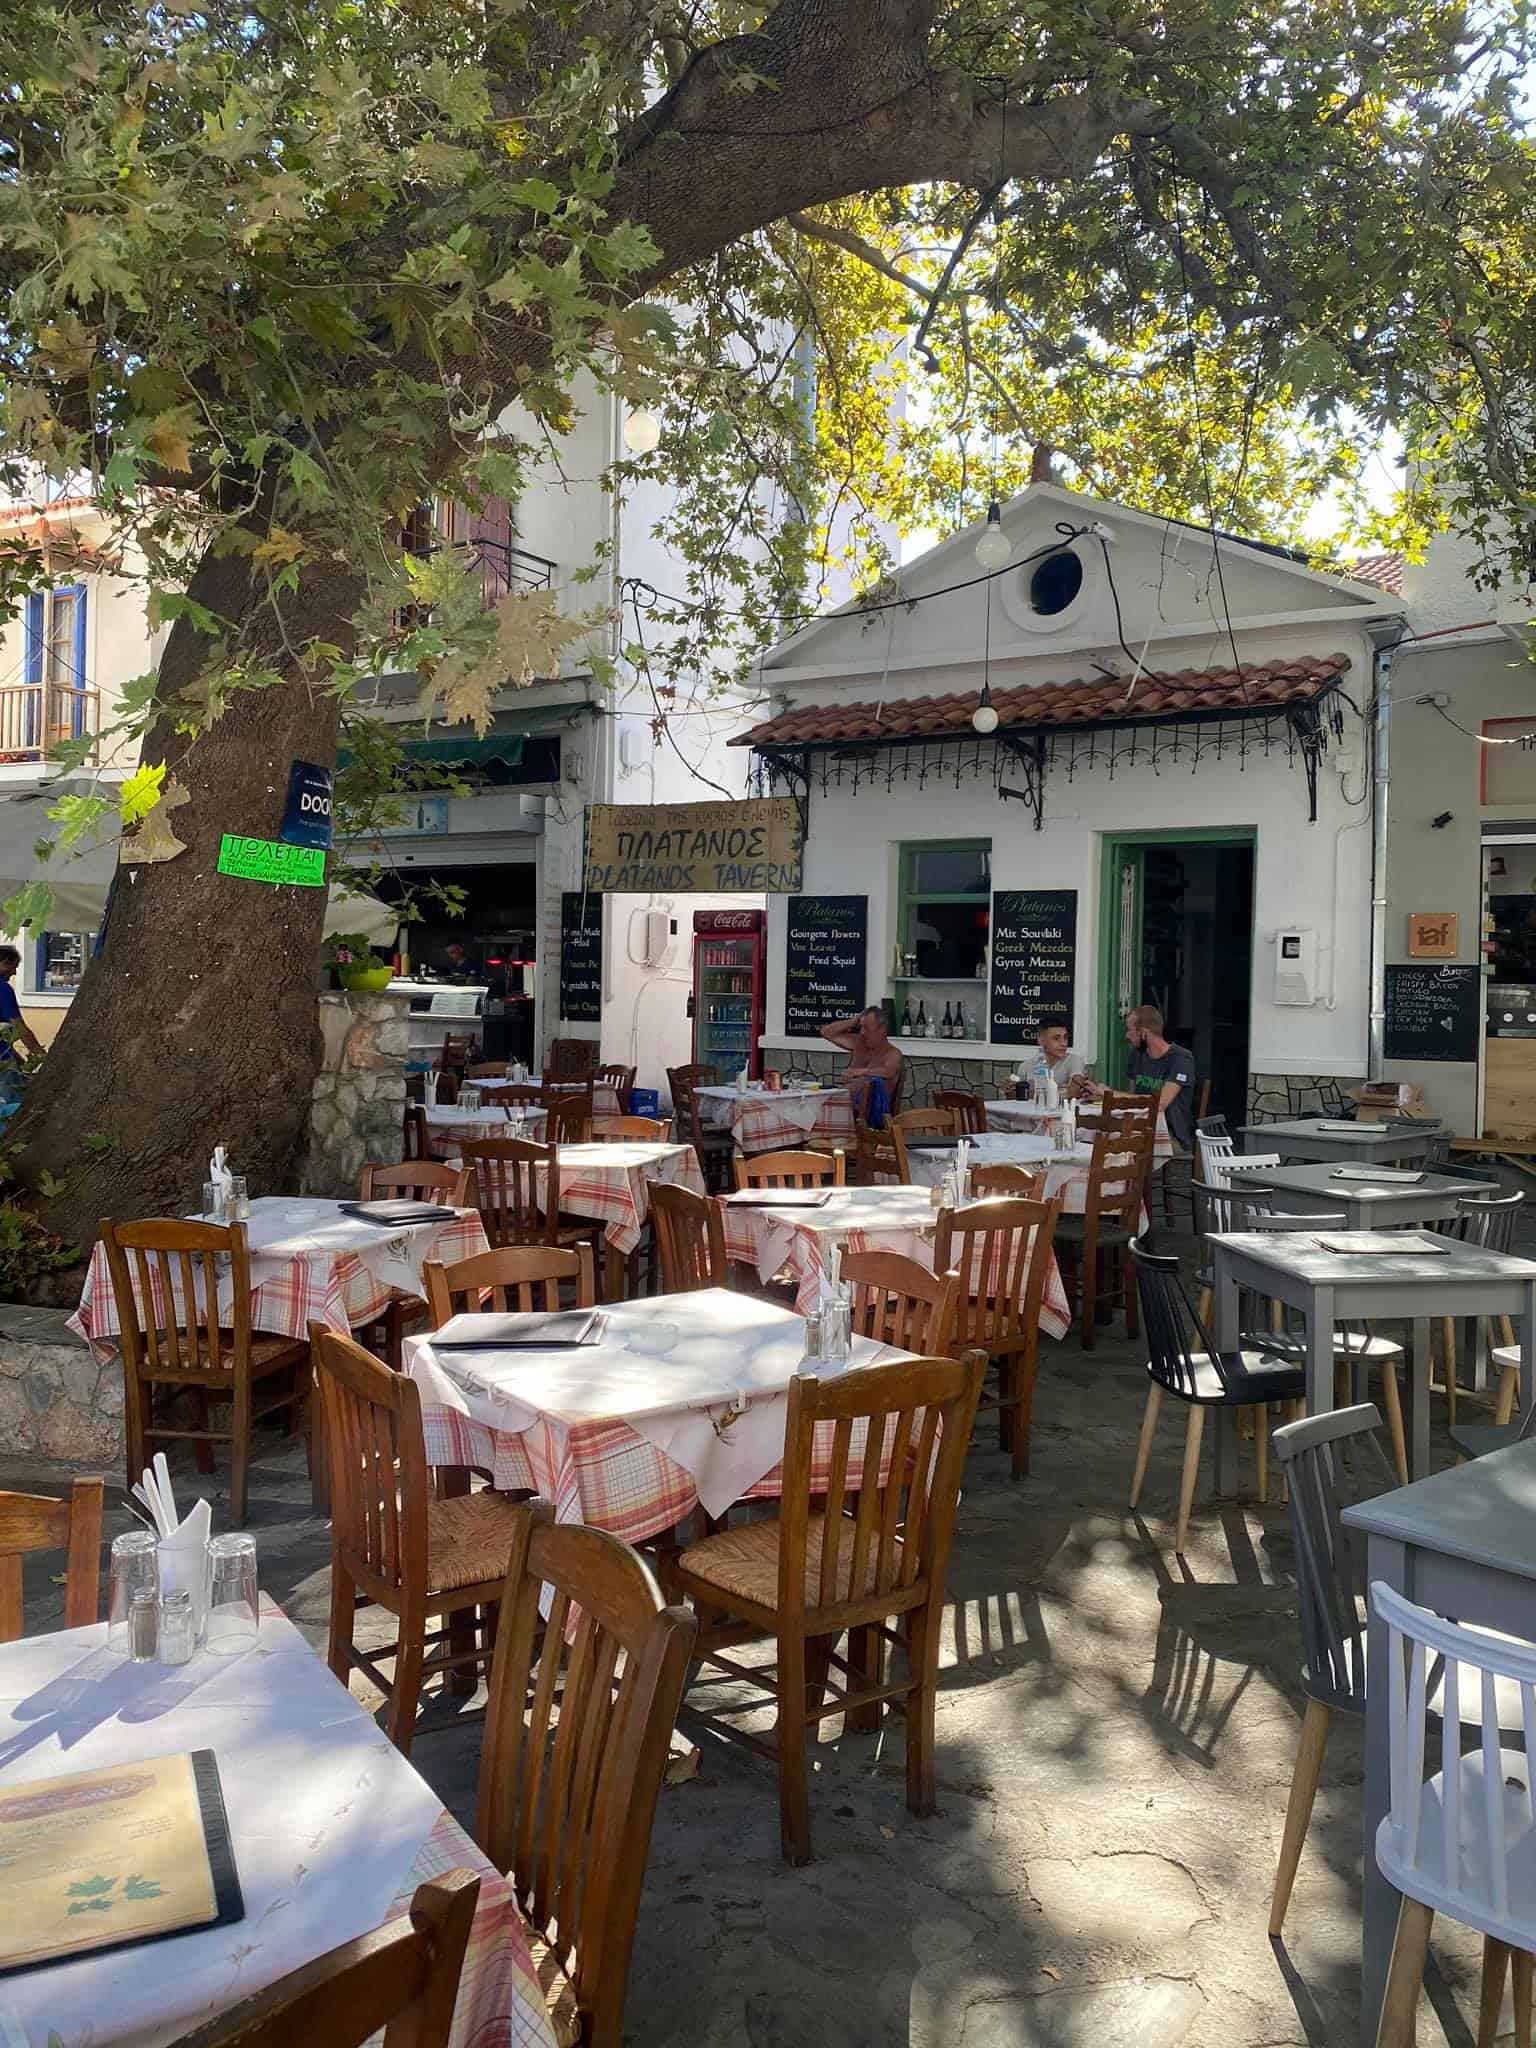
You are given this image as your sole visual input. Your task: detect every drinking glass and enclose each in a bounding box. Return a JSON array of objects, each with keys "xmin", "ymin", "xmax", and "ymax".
[
  {"xmin": 460, "ymin": 1084, "xmax": 481, "ymax": 1113},
  {"xmin": 205, "ymin": 1533, "xmax": 259, "ymax": 1653},
  {"xmin": 802, "ymin": 1306, "xmax": 823, "ymax": 1360},
  {"xmin": 817, "ymin": 1294, "xmax": 852, "ymax": 1367},
  {"xmin": 157, "ymin": 1589, "xmax": 196, "ymax": 1666},
  {"xmin": 202, "ymin": 1181, "xmax": 219, "ymax": 1221},
  {"xmin": 109, "ymin": 1530, "xmax": 159, "ymax": 1654},
  {"xmin": 227, "ymin": 1174, "xmax": 249, "ymax": 1221}
]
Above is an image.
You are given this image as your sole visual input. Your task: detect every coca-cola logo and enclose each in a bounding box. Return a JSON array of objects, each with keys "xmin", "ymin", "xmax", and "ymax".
[{"xmin": 696, "ymin": 911, "xmax": 761, "ymax": 931}]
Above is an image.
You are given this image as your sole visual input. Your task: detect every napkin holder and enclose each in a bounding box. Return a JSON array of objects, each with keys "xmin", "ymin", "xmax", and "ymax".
[{"xmin": 157, "ymin": 1499, "xmax": 212, "ymax": 1641}]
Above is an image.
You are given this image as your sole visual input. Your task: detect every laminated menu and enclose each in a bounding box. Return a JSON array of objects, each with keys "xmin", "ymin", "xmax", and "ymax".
[{"xmin": 0, "ymin": 1751, "xmax": 242, "ymax": 1973}]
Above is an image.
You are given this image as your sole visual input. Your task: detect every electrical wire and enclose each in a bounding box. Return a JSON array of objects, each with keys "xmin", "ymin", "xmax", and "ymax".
[{"xmin": 625, "ymin": 589, "xmax": 738, "ymax": 799}]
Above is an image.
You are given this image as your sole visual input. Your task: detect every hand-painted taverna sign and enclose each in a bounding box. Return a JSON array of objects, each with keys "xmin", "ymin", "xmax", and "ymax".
[{"xmin": 583, "ymin": 799, "xmax": 803, "ymax": 893}]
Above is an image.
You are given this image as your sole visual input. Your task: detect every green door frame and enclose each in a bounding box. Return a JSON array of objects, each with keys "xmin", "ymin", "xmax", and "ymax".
[{"xmin": 1095, "ymin": 827, "xmax": 1257, "ymax": 1087}]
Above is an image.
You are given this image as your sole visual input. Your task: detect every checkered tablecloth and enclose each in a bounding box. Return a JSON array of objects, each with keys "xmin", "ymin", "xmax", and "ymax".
[
  {"xmin": 699, "ymin": 1085, "xmax": 856, "ymax": 1155},
  {"xmin": 426, "ymin": 1104, "xmax": 547, "ymax": 1162},
  {"xmin": 900, "ymin": 1134, "xmax": 1147, "ymax": 1218},
  {"xmin": 544, "ymin": 1142, "xmax": 705, "ymax": 1255},
  {"xmin": 397, "ymin": 1810, "xmax": 555, "ymax": 2048},
  {"xmin": 985, "ymin": 1100, "xmax": 1174, "ymax": 1162},
  {"xmin": 717, "ymin": 1186, "xmax": 1071, "ymax": 1338},
  {"xmin": 68, "ymin": 1200, "xmax": 490, "ymax": 1351}
]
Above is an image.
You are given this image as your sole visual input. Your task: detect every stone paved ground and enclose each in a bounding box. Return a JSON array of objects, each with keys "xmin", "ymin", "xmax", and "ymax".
[{"xmin": 10, "ymin": 1204, "xmax": 1533, "ymax": 2047}]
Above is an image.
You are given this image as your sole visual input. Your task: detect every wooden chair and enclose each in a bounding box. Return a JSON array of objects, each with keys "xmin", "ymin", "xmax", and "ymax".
[
  {"xmin": 733, "ymin": 1148, "xmax": 845, "ymax": 1190},
  {"xmin": 971, "ymin": 1163, "xmax": 1047, "ymax": 1199},
  {"xmin": 676, "ymin": 1352, "xmax": 985, "ymax": 1863},
  {"xmin": 933, "ymin": 1089, "xmax": 987, "ymax": 1136},
  {"xmin": 545, "ymin": 1090, "xmax": 594, "ymax": 1145},
  {"xmin": 842, "ymin": 1251, "xmax": 960, "ymax": 1357},
  {"xmin": 461, "ymin": 1137, "xmax": 578, "ymax": 1250},
  {"xmin": 361, "ymin": 1160, "xmax": 471, "ymax": 1206},
  {"xmin": 933, "ymin": 1194, "xmax": 1063, "ymax": 1480},
  {"xmin": 0, "ymin": 1478, "xmax": 103, "ymax": 1641},
  {"xmin": 101, "ymin": 1218, "xmax": 311, "ymax": 1527},
  {"xmin": 1052, "ymin": 1130, "xmax": 1152, "ymax": 1348},
  {"xmin": 667, "ymin": 1064, "xmax": 733, "ymax": 1194},
  {"xmin": 547, "ymin": 1037, "xmax": 600, "ymax": 1079},
  {"xmin": 598, "ymin": 1062, "xmax": 637, "ymax": 1113},
  {"xmin": 466, "ymin": 1062, "xmax": 510, "ymax": 1079},
  {"xmin": 169, "ymin": 1872, "xmax": 481, "ymax": 2048},
  {"xmin": 476, "ymin": 1501, "xmax": 696, "ymax": 2048},
  {"xmin": 1126, "ymin": 1239, "xmax": 1306, "ymax": 1553},
  {"xmin": 479, "ymin": 1083, "xmax": 545, "ymax": 1113},
  {"xmin": 649, "ymin": 1181, "xmax": 728, "ymax": 1292},
  {"xmin": 403, "ymin": 1103, "xmax": 430, "ymax": 1162},
  {"xmin": 853, "ymin": 1117, "xmax": 903, "ymax": 1185},
  {"xmin": 423, "ymin": 1245, "xmax": 595, "ymax": 1327},
  {"xmin": 894, "ymin": 1107, "xmax": 958, "ymax": 1140},
  {"xmin": 593, "ymin": 1115, "xmax": 671, "ymax": 1142},
  {"xmin": 311, "ymin": 1325, "xmax": 525, "ymax": 1756}
]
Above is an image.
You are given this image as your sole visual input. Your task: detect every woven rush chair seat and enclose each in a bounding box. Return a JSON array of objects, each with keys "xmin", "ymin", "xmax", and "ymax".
[
  {"xmin": 138, "ymin": 1329, "xmax": 307, "ymax": 1376},
  {"xmin": 425, "ymin": 1490, "xmax": 527, "ymax": 1593},
  {"xmin": 679, "ymin": 1512, "xmax": 906, "ymax": 1612}
]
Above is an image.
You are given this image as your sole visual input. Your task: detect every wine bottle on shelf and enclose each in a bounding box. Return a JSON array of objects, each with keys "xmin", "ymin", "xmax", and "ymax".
[
  {"xmin": 940, "ymin": 1001, "xmax": 953, "ymax": 1039},
  {"xmin": 953, "ymin": 1001, "xmax": 966, "ymax": 1039},
  {"xmin": 900, "ymin": 999, "xmax": 914, "ymax": 1035},
  {"xmin": 914, "ymin": 1000, "xmax": 929, "ymax": 1038}
]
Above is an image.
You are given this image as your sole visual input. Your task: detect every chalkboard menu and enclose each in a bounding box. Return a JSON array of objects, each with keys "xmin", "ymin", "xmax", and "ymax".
[
  {"xmin": 559, "ymin": 891, "xmax": 603, "ymax": 1022},
  {"xmin": 1383, "ymin": 962, "xmax": 1480, "ymax": 1063},
  {"xmin": 989, "ymin": 889, "xmax": 1077, "ymax": 1046},
  {"xmin": 784, "ymin": 895, "xmax": 867, "ymax": 1036}
]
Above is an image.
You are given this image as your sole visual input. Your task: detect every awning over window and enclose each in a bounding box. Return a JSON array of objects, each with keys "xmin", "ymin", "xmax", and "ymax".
[{"xmin": 342, "ymin": 699, "xmax": 599, "ymax": 771}]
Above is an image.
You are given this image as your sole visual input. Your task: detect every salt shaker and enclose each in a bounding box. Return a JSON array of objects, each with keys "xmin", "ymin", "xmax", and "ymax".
[
  {"xmin": 128, "ymin": 1588, "xmax": 158, "ymax": 1663},
  {"xmin": 158, "ymin": 1588, "xmax": 196, "ymax": 1667}
]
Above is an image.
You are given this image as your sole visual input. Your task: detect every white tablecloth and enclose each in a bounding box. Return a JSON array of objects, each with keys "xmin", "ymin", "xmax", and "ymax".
[
  {"xmin": 985, "ymin": 1100, "xmax": 1174, "ymax": 1160},
  {"xmin": 0, "ymin": 1602, "xmax": 555, "ymax": 2048}
]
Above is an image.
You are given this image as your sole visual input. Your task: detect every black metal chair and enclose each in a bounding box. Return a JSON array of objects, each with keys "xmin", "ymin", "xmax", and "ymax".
[{"xmin": 1127, "ymin": 1237, "xmax": 1306, "ymax": 1554}]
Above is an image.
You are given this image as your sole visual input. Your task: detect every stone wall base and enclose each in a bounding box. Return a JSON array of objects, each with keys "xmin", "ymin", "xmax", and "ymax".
[
  {"xmin": 0, "ymin": 1305, "xmax": 123, "ymax": 1466},
  {"xmin": 300, "ymin": 990, "xmax": 410, "ymax": 1196}
]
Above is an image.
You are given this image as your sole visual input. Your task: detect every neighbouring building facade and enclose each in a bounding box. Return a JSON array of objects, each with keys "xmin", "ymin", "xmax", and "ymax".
[{"xmin": 731, "ymin": 479, "xmax": 1404, "ymax": 1122}]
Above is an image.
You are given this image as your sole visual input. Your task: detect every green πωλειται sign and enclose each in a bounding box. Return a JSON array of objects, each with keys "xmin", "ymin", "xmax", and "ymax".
[{"xmin": 215, "ymin": 834, "xmax": 327, "ymax": 887}]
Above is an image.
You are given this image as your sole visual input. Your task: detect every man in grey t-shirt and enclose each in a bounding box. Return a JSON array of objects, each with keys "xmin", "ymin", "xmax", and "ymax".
[{"xmin": 1095, "ymin": 1004, "xmax": 1197, "ymax": 1146}]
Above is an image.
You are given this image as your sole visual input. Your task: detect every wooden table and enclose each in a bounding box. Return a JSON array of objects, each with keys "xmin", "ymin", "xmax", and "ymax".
[
  {"xmin": 405, "ymin": 1287, "xmax": 913, "ymax": 1543},
  {"xmin": 697, "ymin": 1084, "xmax": 855, "ymax": 1155},
  {"xmin": 1238, "ymin": 1118, "xmax": 1441, "ymax": 1165},
  {"xmin": 1343, "ymin": 1440, "xmax": 1536, "ymax": 2043},
  {"xmin": 0, "ymin": 1600, "xmax": 555, "ymax": 2048},
  {"xmin": 1211, "ymin": 1229, "xmax": 1536, "ymax": 1480},
  {"xmin": 1222, "ymin": 1160, "xmax": 1474, "ymax": 1230}
]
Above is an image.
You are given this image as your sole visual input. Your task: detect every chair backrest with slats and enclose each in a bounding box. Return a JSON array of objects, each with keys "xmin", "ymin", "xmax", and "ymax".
[
  {"xmin": 476, "ymin": 1502, "xmax": 695, "ymax": 2048},
  {"xmin": 422, "ymin": 1246, "xmax": 594, "ymax": 1327},
  {"xmin": 168, "ymin": 1871, "xmax": 480, "ymax": 2048},
  {"xmin": 1083, "ymin": 1133, "xmax": 1148, "ymax": 1231},
  {"xmin": 466, "ymin": 1063, "xmax": 508, "ymax": 1080},
  {"xmin": 547, "ymin": 1037, "xmax": 600, "ymax": 1079},
  {"xmin": 1373, "ymin": 1578, "xmax": 1536, "ymax": 1925},
  {"xmin": 1192, "ymin": 1176, "xmax": 1242, "ymax": 1239},
  {"xmin": 1272, "ymin": 1404, "xmax": 1395, "ymax": 1713},
  {"xmin": 853, "ymin": 1119, "xmax": 902, "ymax": 1185},
  {"xmin": 459, "ymin": 1137, "xmax": 556, "ymax": 1247},
  {"xmin": 311, "ymin": 1326, "xmax": 429, "ymax": 1611},
  {"xmin": 594, "ymin": 1115, "xmax": 671, "ymax": 1143},
  {"xmin": 894, "ymin": 1108, "xmax": 957, "ymax": 1140},
  {"xmin": 666, "ymin": 1066, "xmax": 711, "ymax": 1151},
  {"xmin": 360, "ymin": 1160, "xmax": 471, "ymax": 1206},
  {"xmin": 0, "ymin": 1478, "xmax": 103, "ymax": 1640},
  {"xmin": 970, "ymin": 1164, "xmax": 1047, "ymax": 1200},
  {"xmin": 101, "ymin": 1217, "xmax": 252, "ymax": 1377},
  {"xmin": 842, "ymin": 1251, "xmax": 960, "ymax": 1356},
  {"xmin": 545, "ymin": 1090, "xmax": 593, "ymax": 1145},
  {"xmin": 932, "ymin": 1194, "xmax": 1062, "ymax": 1359},
  {"xmin": 734, "ymin": 1148, "xmax": 844, "ymax": 1190},
  {"xmin": 1196, "ymin": 1125, "xmax": 1237, "ymax": 1185},
  {"xmin": 597, "ymin": 1063, "xmax": 636, "ymax": 1112},
  {"xmin": 776, "ymin": 1354, "xmax": 984, "ymax": 1628},
  {"xmin": 479, "ymin": 1084, "xmax": 544, "ymax": 1110},
  {"xmin": 1131, "ymin": 1236, "xmax": 1232, "ymax": 1399},
  {"xmin": 1449, "ymin": 1187, "xmax": 1525, "ymax": 1254},
  {"xmin": 932, "ymin": 1090, "xmax": 987, "ymax": 1136},
  {"xmin": 648, "ymin": 1182, "xmax": 727, "ymax": 1292}
]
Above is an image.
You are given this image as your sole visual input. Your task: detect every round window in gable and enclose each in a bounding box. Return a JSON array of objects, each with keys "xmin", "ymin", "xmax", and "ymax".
[{"xmin": 1028, "ymin": 548, "xmax": 1084, "ymax": 616}]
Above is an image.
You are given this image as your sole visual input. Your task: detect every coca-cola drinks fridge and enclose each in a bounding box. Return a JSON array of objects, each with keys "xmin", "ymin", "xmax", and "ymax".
[{"xmin": 692, "ymin": 909, "xmax": 767, "ymax": 1079}]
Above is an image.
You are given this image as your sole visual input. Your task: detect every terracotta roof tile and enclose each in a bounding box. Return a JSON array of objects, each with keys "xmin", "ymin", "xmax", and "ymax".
[
  {"xmin": 1345, "ymin": 553, "xmax": 1405, "ymax": 595},
  {"xmin": 732, "ymin": 654, "xmax": 1351, "ymax": 750}
]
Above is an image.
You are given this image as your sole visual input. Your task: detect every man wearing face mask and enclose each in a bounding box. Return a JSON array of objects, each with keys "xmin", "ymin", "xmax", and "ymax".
[{"xmin": 1094, "ymin": 1004, "xmax": 1196, "ymax": 1147}]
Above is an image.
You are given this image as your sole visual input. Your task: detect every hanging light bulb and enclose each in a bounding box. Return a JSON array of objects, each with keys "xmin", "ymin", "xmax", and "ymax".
[
  {"xmin": 622, "ymin": 407, "xmax": 662, "ymax": 455},
  {"xmin": 974, "ymin": 499, "xmax": 1012, "ymax": 571},
  {"xmin": 972, "ymin": 680, "xmax": 999, "ymax": 735}
]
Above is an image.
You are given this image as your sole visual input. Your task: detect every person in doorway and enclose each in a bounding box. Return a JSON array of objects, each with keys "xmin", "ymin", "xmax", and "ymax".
[
  {"xmin": 438, "ymin": 940, "xmax": 471, "ymax": 982},
  {"xmin": 1012, "ymin": 1017, "xmax": 1087, "ymax": 1097},
  {"xmin": 820, "ymin": 1007, "xmax": 905, "ymax": 1118},
  {"xmin": 1093, "ymin": 1003, "xmax": 1196, "ymax": 1146},
  {"xmin": 0, "ymin": 946, "xmax": 44, "ymax": 1080}
]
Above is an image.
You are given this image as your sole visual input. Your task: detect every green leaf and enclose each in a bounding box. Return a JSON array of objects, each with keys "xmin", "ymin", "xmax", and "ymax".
[
  {"xmin": 118, "ymin": 761, "xmax": 167, "ymax": 825},
  {"xmin": 81, "ymin": 1131, "xmax": 115, "ymax": 1153},
  {"xmin": 507, "ymin": 177, "xmax": 561, "ymax": 214},
  {"xmin": 3, "ymin": 882, "xmax": 53, "ymax": 933},
  {"xmin": 47, "ymin": 792, "xmax": 108, "ymax": 848},
  {"xmin": 67, "ymin": 1875, "xmax": 116, "ymax": 1897}
]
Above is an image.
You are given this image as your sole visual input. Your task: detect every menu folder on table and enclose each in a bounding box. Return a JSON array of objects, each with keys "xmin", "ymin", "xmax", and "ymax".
[
  {"xmin": 1328, "ymin": 1166, "xmax": 1427, "ymax": 1184},
  {"xmin": 0, "ymin": 1749, "xmax": 243, "ymax": 1975},
  {"xmin": 724, "ymin": 1189, "xmax": 833, "ymax": 1208},
  {"xmin": 432, "ymin": 1308, "xmax": 607, "ymax": 1349},
  {"xmin": 339, "ymin": 1199, "xmax": 460, "ymax": 1225},
  {"xmin": 1312, "ymin": 1232, "xmax": 1449, "ymax": 1255}
]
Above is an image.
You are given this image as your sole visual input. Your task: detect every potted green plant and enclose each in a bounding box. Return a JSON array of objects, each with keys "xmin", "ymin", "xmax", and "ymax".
[{"xmin": 324, "ymin": 932, "xmax": 393, "ymax": 993}]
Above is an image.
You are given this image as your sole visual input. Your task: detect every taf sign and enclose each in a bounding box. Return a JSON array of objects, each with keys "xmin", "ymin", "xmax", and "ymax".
[{"xmin": 281, "ymin": 760, "xmax": 334, "ymax": 850}]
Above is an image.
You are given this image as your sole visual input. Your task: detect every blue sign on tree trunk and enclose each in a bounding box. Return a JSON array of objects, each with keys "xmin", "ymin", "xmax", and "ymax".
[{"xmin": 280, "ymin": 760, "xmax": 334, "ymax": 850}]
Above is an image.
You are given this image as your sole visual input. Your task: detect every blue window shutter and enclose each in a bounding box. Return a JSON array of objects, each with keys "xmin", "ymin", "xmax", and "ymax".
[{"xmin": 23, "ymin": 594, "xmax": 43, "ymax": 688}]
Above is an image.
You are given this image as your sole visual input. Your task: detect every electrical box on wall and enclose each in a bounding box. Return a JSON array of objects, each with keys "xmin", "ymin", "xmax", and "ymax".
[
  {"xmin": 628, "ymin": 907, "xmax": 671, "ymax": 967},
  {"xmin": 1272, "ymin": 928, "xmax": 1317, "ymax": 1006}
]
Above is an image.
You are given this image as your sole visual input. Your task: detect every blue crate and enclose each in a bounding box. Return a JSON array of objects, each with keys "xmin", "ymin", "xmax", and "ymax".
[{"xmin": 630, "ymin": 1087, "xmax": 660, "ymax": 1117}]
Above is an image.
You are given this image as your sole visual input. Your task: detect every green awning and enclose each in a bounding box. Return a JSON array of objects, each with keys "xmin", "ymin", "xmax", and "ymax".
[{"xmin": 339, "ymin": 699, "xmax": 597, "ymax": 770}]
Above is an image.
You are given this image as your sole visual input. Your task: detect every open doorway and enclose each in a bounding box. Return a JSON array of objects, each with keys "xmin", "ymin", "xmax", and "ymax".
[{"xmin": 1099, "ymin": 831, "xmax": 1256, "ymax": 1122}]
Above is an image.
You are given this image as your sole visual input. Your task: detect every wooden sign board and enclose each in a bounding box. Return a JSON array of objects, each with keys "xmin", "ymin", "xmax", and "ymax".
[
  {"xmin": 583, "ymin": 799, "xmax": 803, "ymax": 894},
  {"xmin": 1407, "ymin": 911, "xmax": 1458, "ymax": 958}
]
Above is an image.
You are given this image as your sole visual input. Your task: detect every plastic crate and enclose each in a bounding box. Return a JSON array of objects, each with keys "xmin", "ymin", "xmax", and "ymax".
[{"xmin": 631, "ymin": 1087, "xmax": 660, "ymax": 1117}]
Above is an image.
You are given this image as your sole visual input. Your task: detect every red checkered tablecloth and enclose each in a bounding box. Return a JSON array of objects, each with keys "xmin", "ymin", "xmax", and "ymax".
[
  {"xmin": 718, "ymin": 1187, "xmax": 1072, "ymax": 1339},
  {"xmin": 398, "ymin": 1810, "xmax": 556, "ymax": 2048},
  {"xmin": 68, "ymin": 1201, "xmax": 490, "ymax": 1351},
  {"xmin": 699, "ymin": 1086, "xmax": 856, "ymax": 1155},
  {"xmin": 542, "ymin": 1142, "xmax": 705, "ymax": 1255}
]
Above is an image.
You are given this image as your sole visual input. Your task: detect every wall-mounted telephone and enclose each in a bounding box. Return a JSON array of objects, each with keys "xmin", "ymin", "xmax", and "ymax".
[{"xmin": 1273, "ymin": 928, "xmax": 1316, "ymax": 1006}]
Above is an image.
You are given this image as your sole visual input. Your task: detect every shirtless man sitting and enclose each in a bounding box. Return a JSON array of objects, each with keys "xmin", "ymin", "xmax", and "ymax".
[{"xmin": 819, "ymin": 1006, "xmax": 904, "ymax": 1117}]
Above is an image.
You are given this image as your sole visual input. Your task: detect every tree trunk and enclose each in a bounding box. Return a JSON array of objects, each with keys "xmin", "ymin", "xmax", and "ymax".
[{"xmin": 10, "ymin": 543, "xmax": 361, "ymax": 1277}]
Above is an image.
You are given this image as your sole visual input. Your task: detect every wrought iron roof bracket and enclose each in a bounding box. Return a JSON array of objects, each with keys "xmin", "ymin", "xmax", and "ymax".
[
  {"xmin": 1284, "ymin": 700, "xmax": 1327, "ymax": 823},
  {"xmin": 996, "ymin": 732, "xmax": 1046, "ymax": 831},
  {"xmin": 759, "ymin": 746, "xmax": 811, "ymax": 841}
]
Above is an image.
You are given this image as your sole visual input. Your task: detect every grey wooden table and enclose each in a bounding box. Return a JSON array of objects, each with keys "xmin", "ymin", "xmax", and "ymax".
[
  {"xmin": 1211, "ymin": 1231, "xmax": 1536, "ymax": 1480},
  {"xmin": 1222, "ymin": 1160, "xmax": 1472, "ymax": 1230},
  {"xmin": 1238, "ymin": 1119, "xmax": 1441, "ymax": 1165},
  {"xmin": 1343, "ymin": 1439, "xmax": 1536, "ymax": 2042}
]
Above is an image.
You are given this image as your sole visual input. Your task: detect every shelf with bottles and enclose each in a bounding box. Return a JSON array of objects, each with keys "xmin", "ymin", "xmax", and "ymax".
[{"xmin": 891, "ymin": 991, "xmax": 985, "ymax": 1043}]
